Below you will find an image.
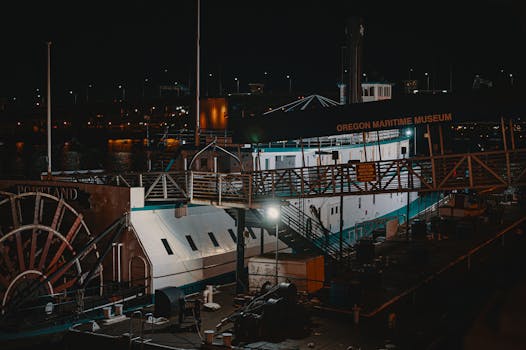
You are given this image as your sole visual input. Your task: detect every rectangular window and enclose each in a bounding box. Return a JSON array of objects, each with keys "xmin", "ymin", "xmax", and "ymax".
[
  {"xmin": 246, "ymin": 227, "xmax": 257, "ymax": 239},
  {"xmin": 161, "ymin": 238, "xmax": 174, "ymax": 255},
  {"xmin": 275, "ymin": 155, "xmax": 295, "ymax": 169},
  {"xmin": 228, "ymin": 229, "xmax": 237, "ymax": 243},
  {"xmin": 373, "ymin": 194, "xmax": 376, "ymax": 204},
  {"xmin": 331, "ymin": 207, "xmax": 334, "ymax": 215},
  {"xmin": 208, "ymin": 232, "xmax": 219, "ymax": 247},
  {"xmin": 358, "ymin": 197, "xmax": 362, "ymax": 209},
  {"xmin": 185, "ymin": 235, "xmax": 198, "ymax": 251},
  {"xmin": 265, "ymin": 158, "xmax": 270, "ymax": 170}
]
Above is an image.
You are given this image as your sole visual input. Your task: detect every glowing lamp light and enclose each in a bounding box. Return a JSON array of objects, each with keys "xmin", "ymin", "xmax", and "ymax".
[
  {"xmin": 405, "ymin": 129, "xmax": 412, "ymax": 137},
  {"xmin": 266, "ymin": 206, "xmax": 280, "ymax": 221}
]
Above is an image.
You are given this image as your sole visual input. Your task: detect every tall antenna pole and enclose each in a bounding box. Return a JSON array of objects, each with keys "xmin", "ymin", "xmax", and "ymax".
[
  {"xmin": 46, "ymin": 41, "xmax": 52, "ymax": 177},
  {"xmin": 194, "ymin": 0, "xmax": 201, "ymax": 147}
]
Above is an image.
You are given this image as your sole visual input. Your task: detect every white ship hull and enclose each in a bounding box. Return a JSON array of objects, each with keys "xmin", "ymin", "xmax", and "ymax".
[{"xmin": 127, "ymin": 130, "xmax": 440, "ymax": 294}]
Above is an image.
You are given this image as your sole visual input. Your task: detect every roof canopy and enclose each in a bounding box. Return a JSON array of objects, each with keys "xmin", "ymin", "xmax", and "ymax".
[{"xmin": 232, "ymin": 89, "xmax": 526, "ymax": 143}]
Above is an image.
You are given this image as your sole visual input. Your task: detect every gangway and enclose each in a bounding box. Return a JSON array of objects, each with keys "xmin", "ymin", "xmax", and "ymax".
[{"xmin": 56, "ymin": 149, "xmax": 526, "ymax": 208}]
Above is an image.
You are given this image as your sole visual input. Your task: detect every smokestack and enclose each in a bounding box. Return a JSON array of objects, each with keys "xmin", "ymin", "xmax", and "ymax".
[{"xmin": 345, "ymin": 17, "xmax": 365, "ymax": 104}]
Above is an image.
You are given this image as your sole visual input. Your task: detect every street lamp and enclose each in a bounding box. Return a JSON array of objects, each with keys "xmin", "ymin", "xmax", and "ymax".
[
  {"xmin": 69, "ymin": 90, "xmax": 77, "ymax": 104},
  {"xmin": 86, "ymin": 84, "xmax": 93, "ymax": 103},
  {"xmin": 409, "ymin": 68, "xmax": 413, "ymax": 80},
  {"xmin": 362, "ymin": 72, "xmax": 367, "ymax": 82},
  {"xmin": 234, "ymin": 77, "xmax": 239, "ymax": 93},
  {"xmin": 143, "ymin": 78, "xmax": 149, "ymax": 98},
  {"xmin": 207, "ymin": 73, "xmax": 213, "ymax": 96},
  {"xmin": 118, "ymin": 84, "xmax": 125, "ymax": 101},
  {"xmin": 425, "ymin": 72, "xmax": 430, "ymax": 90},
  {"xmin": 286, "ymin": 75, "xmax": 292, "ymax": 94},
  {"xmin": 266, "ymin": 205, "xmax": 280, "ymax": 285},
  {"xmin": 510, "ymin": 73, "xmax": 514, "ymax": 86}
]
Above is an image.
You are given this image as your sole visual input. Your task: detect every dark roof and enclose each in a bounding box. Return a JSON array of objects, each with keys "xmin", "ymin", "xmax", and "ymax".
[{"xmin": 232, "ymin": 88, "xmax": 526, "ymax": 143}]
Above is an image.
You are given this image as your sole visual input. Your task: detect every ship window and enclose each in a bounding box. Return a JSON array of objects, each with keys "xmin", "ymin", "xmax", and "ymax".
[
  {"xmin": 185, "ymin": 235, "xmax": 198, "ymax": 251},
  {"xmin": 331, "ymin": 207, "xmax": 334, "ymax": 215},
  {"xmin": 247, "ymin": 227, "xmax": 257, "ymax": 239},
  {"xmin": 359, "ymin": 197, "xmax": 362, "ymax": 209},
  {"xmin": 228, "ymin": 229, "xmax": 237, "ymax": 243},
  {"xmin": 265, "ymin": 158, "xmax": 269, "ymax": 170},
  {"xmin": 161, "ymin": 238, "xmax": 174, "ymax": 255},
  {"xmin": 208, "ymin": 232, "xmax": 220, "ymax": 247},
  {"xmin": 373, "ymin": 194, "xmax": 376, "ymax": 204},
  {"xmin": 369, "ymin": 87, "xmax": 374, "ymax": 96}
]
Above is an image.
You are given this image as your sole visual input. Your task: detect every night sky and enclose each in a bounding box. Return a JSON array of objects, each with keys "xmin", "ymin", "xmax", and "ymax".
[{"xmin": 1, "ymin": 0, "xmax": 525, "ymax": 103}]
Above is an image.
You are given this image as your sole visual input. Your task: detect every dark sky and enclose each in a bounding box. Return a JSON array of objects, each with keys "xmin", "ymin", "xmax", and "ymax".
[{"xmin": 1, "ymin": 0, "xmax": 525, "ymax": 103}]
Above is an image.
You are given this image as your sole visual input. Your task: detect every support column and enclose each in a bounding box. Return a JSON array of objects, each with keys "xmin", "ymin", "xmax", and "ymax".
[
  {"xmin": 236, "ymin": 208, "xmax": 246, "ymax": 294},
  {"xmin": 260, "ymin": 227, "xmax": 264, "ymax": 255}
]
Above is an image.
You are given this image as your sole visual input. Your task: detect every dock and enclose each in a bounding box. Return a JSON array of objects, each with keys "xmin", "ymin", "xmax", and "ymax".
[{"xmin": 62, "ymin": 202, "xmax": 526, "ymax": 350}]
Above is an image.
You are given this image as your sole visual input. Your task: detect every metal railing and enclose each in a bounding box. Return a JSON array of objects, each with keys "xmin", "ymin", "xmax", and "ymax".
[{"xmin": 54, "ymin": 149, "xmax": 526, "ymax": 208}]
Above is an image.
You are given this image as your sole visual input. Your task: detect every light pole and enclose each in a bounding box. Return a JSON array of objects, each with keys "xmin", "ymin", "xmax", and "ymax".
[
  {"xmin": 234, "ymin": 77, "xmax": 239, "ymax": 93},
  {"xmin": 425, "ymin": 72, "xmax": 430, "ymax": 90},
  {"xmin": 266, "ymin": 205, "xmax": 280, "ymax": 285},
  {"xmin": 207, "ymin": 73, "xmax": 213, "ymax": 96},
  {"xmin": 86, "ymin": 84, "xmax": 93, "ymax": 103},
  {"xmin": 143, "ymin": 78, "xmax": 149, "ymax": 98},
  {"xmin": 362, "ymin": 72, "xmax": 367, "ymax": 82},
  {"xmin": 118, "ymin": 84, "xmax": 125, "ymax": 101},
  {"xmin": 69, "ymin": 90, "xmax": 77, "ymax": 104},
  {"xmin": 510, "ymin": 73, "xmax": 514, "ymax": 86},
  {"xmin": 286, "ymin": 75, "xmax": 292, "ymax": 94},
  {"xmin": 409, "ymin": 68, "xmax": 413, "ymax": 80}
]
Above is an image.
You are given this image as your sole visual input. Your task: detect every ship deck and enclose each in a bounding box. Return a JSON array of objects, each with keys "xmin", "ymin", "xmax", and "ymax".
[{"xmin": 63, "ymin": 202, "xmax": 526, "ymax": 350}]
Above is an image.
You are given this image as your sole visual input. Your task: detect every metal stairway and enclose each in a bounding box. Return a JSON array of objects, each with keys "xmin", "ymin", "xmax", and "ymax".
[{"xmin": 225, "ymin": 203, "xmax": 354, "ymax": 262}]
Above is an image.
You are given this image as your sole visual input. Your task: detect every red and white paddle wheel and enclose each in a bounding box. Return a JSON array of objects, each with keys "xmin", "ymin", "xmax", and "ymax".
[{"xmin": 0, "ymin": 191, "xmax": 101, "ymax": 316}]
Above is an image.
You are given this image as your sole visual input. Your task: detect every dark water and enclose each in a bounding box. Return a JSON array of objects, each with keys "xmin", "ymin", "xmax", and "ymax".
[{"xmin": 0, "ymin": 138, "xmax": 150, "ymax": 179}]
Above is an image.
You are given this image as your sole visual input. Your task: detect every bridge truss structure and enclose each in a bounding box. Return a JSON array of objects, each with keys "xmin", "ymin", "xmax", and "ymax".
[{"xmin": 58, "ymin": 148, "xmax": 526, "ymax": 208}]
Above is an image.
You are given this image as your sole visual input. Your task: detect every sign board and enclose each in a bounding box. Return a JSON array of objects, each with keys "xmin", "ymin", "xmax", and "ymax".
[
  {"xmin": 336, "ymin": 113, "xmax": 453, "ymax": 133},
  {"xmin": 356, "ymin": 162, "xmax": 377, "ymax": 182}
]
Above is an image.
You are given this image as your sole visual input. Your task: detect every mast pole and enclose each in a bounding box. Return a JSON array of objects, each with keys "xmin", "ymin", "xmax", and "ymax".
[
  {"xmin": 194, "ymin": 0, "xmax": 201, "ymax": 147},
  {"xmin": 46, "ymin": 41, "xmax": 52, "ymax": 177}
]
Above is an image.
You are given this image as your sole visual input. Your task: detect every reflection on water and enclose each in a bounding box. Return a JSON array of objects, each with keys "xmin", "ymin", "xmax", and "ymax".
[{"xmin": 0, "ymin": 138, "xmax": 149, "ymax": 179}]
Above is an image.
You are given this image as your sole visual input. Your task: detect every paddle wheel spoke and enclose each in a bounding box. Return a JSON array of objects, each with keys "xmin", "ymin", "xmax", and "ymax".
[{"xmin": 0, "ymin": 192, "xmax": 100, "ymax": 318}]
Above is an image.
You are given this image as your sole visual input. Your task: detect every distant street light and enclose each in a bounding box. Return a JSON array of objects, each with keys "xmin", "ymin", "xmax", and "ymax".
[
  {"xmin": 69, "ymin": 90, "xmax": 77, "ymax": 104},
  {"xmin": 234, "ymin": 77, "xmax": 239, "ymax": 93},
  {"xmin": 207, "ymin": 73, "xmax": 213, "ymax": 96},
  {"xmin": 409, "ymin": 68, "xmax": 413, "ymax": 80},
  {"xmin": 143, "ymin": 78, "xmax": 149, "ymax": 98},
  {"xmin": 86, "ymin": 84, "xmax": 93, "ymax": 103},
  {"xmin": 286, "ymin": 75, "xmax": 292, "ymax": 94},
  {"xmin": 425, "ymin": 72, "xmax": 430, "ymax": 90},
  {"xmin": 362, "ymin": 72, "xmax": 368, "ymax": 82},
  {"xmin": 118, "ymin": 84, "xmax": 126, "ymax": 101},
  {"xmin": 510, "ymin": 73, "xmax": 514, "ymax": 86}
]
